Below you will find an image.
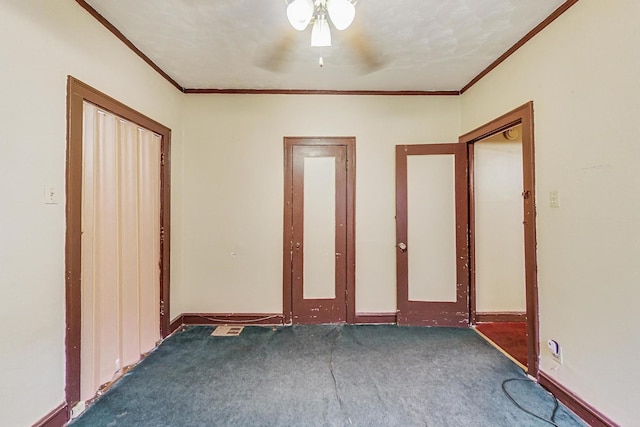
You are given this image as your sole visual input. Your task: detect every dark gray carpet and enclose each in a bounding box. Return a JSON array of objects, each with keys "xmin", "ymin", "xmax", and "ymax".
[{"xmin": 70, "ymin": 325, "xmax": 585, "ymax": 426}]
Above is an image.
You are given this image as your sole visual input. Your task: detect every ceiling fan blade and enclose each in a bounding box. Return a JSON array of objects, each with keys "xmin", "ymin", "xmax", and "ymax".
[
  {"xmin": 255, "ymin": 31, "xmax": 296, "ymax": 73},
  {"xmin": 345, "ymin": 29, "xmax": 386, "ymax": 74}
]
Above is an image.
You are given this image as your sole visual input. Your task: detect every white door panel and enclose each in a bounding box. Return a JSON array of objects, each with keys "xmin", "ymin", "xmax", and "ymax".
[
  {"xmin": 407, "ymin": 155, "xmax": 457, "ymax": 303},
  {"xmin": 303, "ymin": 157, "xmax": 336, "ymax": 300},
  {"xmin": 80, "ymin": 102, "xmax": 160, "ymax": 401}
]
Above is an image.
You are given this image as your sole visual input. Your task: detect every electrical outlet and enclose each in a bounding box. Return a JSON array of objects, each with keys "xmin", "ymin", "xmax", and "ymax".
[
  {"xmin": 549, "ymin": 190, "xmax": 559, "ymax": 208},
  {"xmin": 547, "ymin": 339, "xmax": 563, "ymax": 364}
]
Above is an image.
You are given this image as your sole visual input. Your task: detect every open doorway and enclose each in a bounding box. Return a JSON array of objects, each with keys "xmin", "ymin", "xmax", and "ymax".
[
  {"xmin": 472, "ymin": 124, "xmax": 527, "ymax": 367},
  {"xmin": 459, "ymin": 102, "xmax": 539, "ymax": 376}
]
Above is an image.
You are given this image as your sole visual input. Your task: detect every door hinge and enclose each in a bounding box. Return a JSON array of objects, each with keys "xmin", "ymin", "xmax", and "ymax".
[
  {"xmin": 161, "ymin": 152, "xmax": 165, "ymax": 166},
  {"xmin": 160, "ymin": 300, "xmax": 165, "ymax": 316},
  {"xmin": 160, "ymin": 226, "xmax": 164, "ymax": 242}
]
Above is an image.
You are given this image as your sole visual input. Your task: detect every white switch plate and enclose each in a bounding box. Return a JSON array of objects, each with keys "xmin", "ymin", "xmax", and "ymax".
[
  {"xmin": 44, "ymin": 185, "xmax": 58, "ymax": 204},
  {"xmin": 549, "ymin": 190, "xmax": 559, "ymax": 208}
]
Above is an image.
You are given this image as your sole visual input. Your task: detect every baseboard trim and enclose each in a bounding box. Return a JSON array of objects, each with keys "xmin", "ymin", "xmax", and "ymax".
[
  {"xmin": 181, "ymin": 313, "xmax": 285, "ymax": 326},
  {"xmin": 538, "ymin": 372, "xmax": 618, "ymax": 427},
  {"xmin": 354, "ymin": 312, "xmax": 397, "ymax": 324},
  {"xmin": 476, "ymin": 312, "xmax": 526, "ymax": 322},
  {"xmin": 172, "ymin": 312, "xmax": 398, "ymax": 326},
  {"xmin": 169, "ymin": 315, "xmax": 184, "ymax": 334},
  {"xmin": 33, "ymin": 403, "xmax": 69, "ymax": 427}
]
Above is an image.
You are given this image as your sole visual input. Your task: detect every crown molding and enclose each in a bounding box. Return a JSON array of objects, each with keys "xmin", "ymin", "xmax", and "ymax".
[
  {"xmin": 184, "ymin": 88, "xmax": 459, "ymax": 96},
  {"xmin": 75, "ymin": 0, "xmax": 185, "ymax": 92},
  {"xmin": 460, "ymin": 0, "xmax": 580, "ymax": 94},
  {"xmin": 76, "ymin": 0, "xmax": 580, "ymax": 96}
]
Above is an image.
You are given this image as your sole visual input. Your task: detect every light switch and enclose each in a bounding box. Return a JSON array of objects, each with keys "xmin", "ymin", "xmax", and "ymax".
[
  {"xmin": 44, "ymin": 185, "xmax": 59, "ymax": 204},
  {"xmin": 549, "ymin": 190, "xmax": 559, "ymax": 208}
]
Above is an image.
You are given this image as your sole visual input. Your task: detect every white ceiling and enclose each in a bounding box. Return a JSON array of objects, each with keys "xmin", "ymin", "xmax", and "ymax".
[{"xmin": 83, "ymin": 0, "xmax": 567, "ymax": 91}]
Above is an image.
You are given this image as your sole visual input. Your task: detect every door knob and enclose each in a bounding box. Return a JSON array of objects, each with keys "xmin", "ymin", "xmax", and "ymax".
[{"xmin": 398, "ymin": 242, "xmax": 407, "ymax": 252}]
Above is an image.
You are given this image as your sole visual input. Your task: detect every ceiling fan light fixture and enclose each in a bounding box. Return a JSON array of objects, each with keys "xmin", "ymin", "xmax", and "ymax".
[
  {"xmin": 287, "ymin": 0, "xmax": 314, "ymax": 31},
  {"xmin": 326, "ymin": 0, "xmax": 355, "ymax": 30},
  {"xmin": 311, "ymin": 15, "xmax": 331, "ymax": 47}
]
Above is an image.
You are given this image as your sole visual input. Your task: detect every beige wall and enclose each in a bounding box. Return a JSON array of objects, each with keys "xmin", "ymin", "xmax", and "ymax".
[
  {"xmin": 179, "ymin": 94, "xmax": 460, "ymax": 315},
  {"xmin": 461, "ymin": 0, "xmax": 640, "ymax": 424},
  {"xmin": 4, "ymin": 0, "xmax": 637, "ymax": 424},
  {"xmin": 0, "ymin": 1, "xmax": 183, "ymax": 425}
]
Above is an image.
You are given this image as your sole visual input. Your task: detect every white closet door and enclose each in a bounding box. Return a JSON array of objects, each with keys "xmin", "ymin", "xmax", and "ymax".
[
  {"xmin": 137, "ymin": 128, "xmax": 161, "ymax": 353},
  {"xmin": 80, "ymin": 102, "xmax": 161, "ymax": 401}
]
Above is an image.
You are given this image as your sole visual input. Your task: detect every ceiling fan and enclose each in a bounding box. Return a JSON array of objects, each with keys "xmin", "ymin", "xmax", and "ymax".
[
  {"xmin": 258, "ymin": 0, "xmax": 384, "ymax": 72},
  {"xmin": 286, "ymin": 0, "xmax": 356, "ymax": 47}
]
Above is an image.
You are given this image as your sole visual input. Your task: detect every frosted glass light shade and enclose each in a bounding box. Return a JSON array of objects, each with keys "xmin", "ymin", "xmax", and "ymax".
[
  {"xmin": 287, "ymin": 0, "xmax": 314, "ymax": 31},
  {"xmin": 327, "ymin": 0, "xmax": 355, "ymax": 30},
  {"xmin": 311, "ymin": 16, "xmax": 331, "ymax": 47}
]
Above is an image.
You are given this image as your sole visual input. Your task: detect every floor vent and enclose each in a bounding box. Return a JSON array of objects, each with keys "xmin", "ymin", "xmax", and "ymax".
[{"xmin": 211, "ymin": 325, "xmax": 244, "ymax": 336}]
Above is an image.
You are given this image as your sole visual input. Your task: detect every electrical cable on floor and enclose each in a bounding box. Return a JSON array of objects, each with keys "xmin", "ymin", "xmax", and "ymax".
[
  {"xmin": 329, "ymin": 328, "xmax": 353, "ymax": 425},
  {"xmin": 197, "ymin": 314, "xmax": 281, "ymax": 324},
  {"xmin": 502, "ymin": 378, "xmax": 559, "ymax": 426}
]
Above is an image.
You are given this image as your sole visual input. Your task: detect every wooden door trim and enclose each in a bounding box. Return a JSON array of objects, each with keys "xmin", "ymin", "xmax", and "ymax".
[
  {"xmin": 283, "ymin": 137, "xmax": 356, "ymax": 324},
  {"xmin": 65, "ymin": 77, "xmax": 171, "ymax": 407},
  {"xmin": 395, "ymin": 143, "xmax": 469, "ymax": 326},
  {"xmin": 467, "ymin": 143, "xmax": 477, "ymax": 324},
  {"xmin": 459, "ymin": 101, "xmax": 539, "ymax": 376}
]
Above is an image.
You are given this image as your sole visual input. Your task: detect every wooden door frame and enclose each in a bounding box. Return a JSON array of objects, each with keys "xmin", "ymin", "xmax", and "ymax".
[
  {"xmin": 459, "ymin": 101, "xmax": 539, "ymax": 376},
  {"xmin": 65, "ymin": 77, "xmax": 171, "ymax": 408},
  {"xmin": 395, "ymin": 143, "xmax": 469, "ymax": 326},
  {"xmin": 283, "ymin": 137, "xmax": 356, "ymax": 325}
]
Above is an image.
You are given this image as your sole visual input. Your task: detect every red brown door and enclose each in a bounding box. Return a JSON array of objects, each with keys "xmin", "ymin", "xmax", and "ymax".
[
  {"xmin": 395, "ymin": 143, "xmax": 469, "ymax": 326},
  {"xmin": 283, "ymin": 137, "xmax": 356, "ymax": 324}
]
